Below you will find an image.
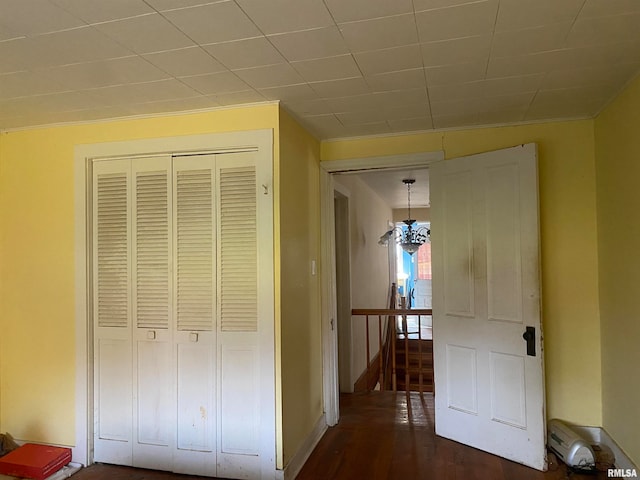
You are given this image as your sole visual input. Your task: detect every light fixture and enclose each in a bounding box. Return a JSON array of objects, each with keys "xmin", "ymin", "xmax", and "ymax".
[{"xmin": 378, "ymin": 179, "xmax": 430, "ymax": 255}]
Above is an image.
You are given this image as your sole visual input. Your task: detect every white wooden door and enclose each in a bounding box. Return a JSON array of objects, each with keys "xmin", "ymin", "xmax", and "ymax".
[
  {"xmin": 131, "ymin": 157, "xmax": 174, "ymax": 471},
  {"xmin": 431, "ymin": 144, "xmax": 546, "ymax": 470}
]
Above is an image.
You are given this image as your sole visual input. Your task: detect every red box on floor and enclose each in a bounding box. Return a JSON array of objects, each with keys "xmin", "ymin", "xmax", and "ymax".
[{"xmin": 0, "ymin": 443, "xmax": 71, "ymax": 480}]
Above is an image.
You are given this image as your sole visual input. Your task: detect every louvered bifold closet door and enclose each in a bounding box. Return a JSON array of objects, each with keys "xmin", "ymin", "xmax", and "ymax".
[
  {"xmin": 131, "ymin": 156, "xmax": 174, "ymax": 472},
  {"xmin": 172, "ymin": 155, "xmax": 217, "ymax": 476},
  {"xmin": 92, "ymin": 159, "xmax": 134, "ymax": 465},
  {"xmin": 215, "ymin": 152, "xmax": 263, "ymax": 479}
]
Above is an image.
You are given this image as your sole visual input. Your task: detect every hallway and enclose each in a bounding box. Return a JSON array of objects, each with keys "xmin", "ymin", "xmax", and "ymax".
[{"xmin": 296, "ymin": 391, "xmax": 607, "ymax": 480}]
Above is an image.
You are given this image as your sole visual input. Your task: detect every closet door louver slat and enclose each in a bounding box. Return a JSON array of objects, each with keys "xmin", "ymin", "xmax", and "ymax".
[
  {"xmin": 219, "ymin": 166, "xmax": 257, "ymax": 332},
  {"xmin": 96, "ymin": 172, "xmax": 129, "ymax": 328},
  {"xmin": 135, "ymin": 171, "xmax": 170, "ymax": 330},
  {"xmin": 176, "ymin": 168, "xmax": 214, "ymax": 332}
]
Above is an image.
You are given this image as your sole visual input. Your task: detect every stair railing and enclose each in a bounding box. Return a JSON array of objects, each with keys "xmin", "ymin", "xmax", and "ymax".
[{"xmin": 351, "ymin": 307, "xmax": 432, "ymax": 392}]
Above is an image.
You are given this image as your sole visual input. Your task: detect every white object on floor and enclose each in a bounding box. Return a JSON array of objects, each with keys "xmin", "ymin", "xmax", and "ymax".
[{"xmin": 0, "ymin": 462, "xmax": 82, "ymax": 480}]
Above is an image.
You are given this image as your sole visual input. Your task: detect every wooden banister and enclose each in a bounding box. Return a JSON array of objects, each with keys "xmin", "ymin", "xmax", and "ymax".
[{"xmin": 351, "ymin": 306, "xmax": 433, "ymax": 393}]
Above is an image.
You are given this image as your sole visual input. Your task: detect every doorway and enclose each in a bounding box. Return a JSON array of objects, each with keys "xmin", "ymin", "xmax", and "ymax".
[{"xmin": 333, "ymin": 189, "xmax": 352, "ymax": 393}]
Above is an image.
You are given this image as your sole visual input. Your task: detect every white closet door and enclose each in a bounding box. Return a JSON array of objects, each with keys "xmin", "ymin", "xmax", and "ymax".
[
  {"xmin": 93, "ymin": 159, "xmax": 133, "ymax": 466},
  {"xmin": 130, "ymin": 156, "xmax": 174, "ymax": 471},
  {"xmin": 216, "ymin": 152, "xmax": 263, "ymax": 479},
  {"xmin": 172, "ymin": 155, "xmax": 217, "ymax": 475}
]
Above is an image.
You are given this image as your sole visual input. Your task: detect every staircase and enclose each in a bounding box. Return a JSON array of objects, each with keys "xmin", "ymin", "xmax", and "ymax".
[{"xmin": 395, "ymin": 336, "xmax": 434, "ymax": 393}]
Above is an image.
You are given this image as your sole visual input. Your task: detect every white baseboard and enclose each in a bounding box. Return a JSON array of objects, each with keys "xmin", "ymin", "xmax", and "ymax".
[
  {"xmin": 275, "ymin": 414, "xmax": 327, "ymax": 480},
  {"xmin": 570, "ymin": 425, "xmax": 637, "ymax": 471}
]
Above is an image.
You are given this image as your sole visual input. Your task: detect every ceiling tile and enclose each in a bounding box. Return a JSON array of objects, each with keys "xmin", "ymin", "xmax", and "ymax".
[
  {"xmin": 425, "ymin": 60, "xmax": 486, "ymax": 86},
  {"xmin": 487, "ymin": 50, "xmax": 575, "ymax": 78},
  {"xmin": 337, "ymin": 104, "xmax": 430, "ymax": 126},
  {"xmin": 525, "ymin": 88, "xmax": 606, "ymax": 120},
  {"xmin": 309, "ymin": 77, "xmax": 371, "ymax": 98},
  {"xmin": 374, "ymin": 88, "xmax": 430, "ymax": 109},
  {"xmin": 415, "ymin": 1, "xmax": 498, "ymax": 43},
  {"xmin": 482, "ymin": 74, "xmax": 544, "ymax": 97},
  {"xmin": 565, "ymin": 13, "xmax": 640, "ymax": 48},
  {"xmin": 324, "ymin": 0, "xmax": 414, "ymax": 23},
  {"xmin": 428, "ymin": 80, "xmax": 485, "ymax": 102},
  {"xmin": 284, "ymin": 98, "xmax": 338, "ymax": 116},
  {"xmin": 0, "ymin": 0, "xmax": 85, "ymax": 36},
  {"xmin": 1, "ymin": 91, "xmax": 103, "ymax": 116},
  {"xmin": 179, "ymin": 71, "xmax": 251, "ymax": 95},
  {"xmin": 420, "ymin": 35, "xmax": 492, "ymax": 67},
  {"xmin": 94, "ymin": 13, "xmax": 194, "ymax": 54},
  {"xmin": 579, "ymin": 0, "xmax": 640, "ymax": 18},
  {"xmin": 432, "ymin": 112, "xmax": 480, "ymax": 129},
  {"xmin": 291, "ymin": 55, "xmax": 361, "ymax": 83},
  {"xmin": 50, "ymin": 0, "xmax": 155, "ymax": 23},
  {"xmin": 212, "ymin": 90, "xmax": 267, "ymax": 106},
  {"xmin": 413, "ymin": 0, "xmax": 488, "ymax": 11},
  {"xmin": 338, "ymin": 14, "xmax": 419, "ymax": 52},
  {"xmin": 296, "ymin": 114, "xmax": 343, "ymax": 138},
  {"xmin": 143, "ymin": 0, "xmax": 224, "ymax": 11},
  {"xmin": 328, "ymin": 93, "xmax": 384, "ymax": 112},
  {"xmin": 258, "ymin": 84, "xmax": 320, "ymax": 101},
  {"xmin": 42, "ymin": 56, "xmax": 170, "ymax": 90},
  {"xmin": 389, "ymin": 116, "xmax": 433, "ymax": 132},
  {"xmin": 0, "ymin": 39, "xmax": 33, "ymax": 73},
  {"xmin": 354, "ymin": 45, "xmax": 423, "ymax": 76},
  {"xmin": 234, "ymin": 0, "xmax": 334, "ymax": 34},
  {"xmin": 337, "ymin": 122, "xmax": 393, "ymax": 137},
  {"xmin": 430, "ymin": 98, "xmax": 476, "ymax": 117},
  {"xmin": 88, "ymin": 79, "xmax": 200, "ymax": 106},
  {"xmin": 491, "ymin": 23, "xmax": 573, "ymax": 58},
  {"xmin": 144, "ymin": 47, "xmax": 227, "ymax": 77},
  {"xmin": 365, "ymin": 69, "xmax": 426, "ymax": 92},
  {"xmin": 475, "ymin": 109, "xmax": 526, "ymax": 125},
  {"xmin": 163, "ymin": 2, "xmax": 261, "ymax": 44},
  {"xmin": 495, "ymin": 0, "xmax": 584, "ymax": 32},
  {"xmin": 0, "ymin": 71, "xmax": 68, "ymax": 100},
  {"xmin": 19, "ymin": 28, "xmax": 134, "ymax": 69},
  {"xmin": 268, "ymin": 27, "xmax": 349, "ymax": 62},
  {"xmin": 203, "ymin": 37, "xmax": 286, "ymax": 70},
  {"xmin": 127, "ymin": 95, "xmax": 220, "ymax": 115},
  {"xmin": 540, "ymin": 63, "xmax": 640, "ymax": 91},
  {"xmin": 233, "ymin": 63, "xmax": 305, "ymax": 89}
]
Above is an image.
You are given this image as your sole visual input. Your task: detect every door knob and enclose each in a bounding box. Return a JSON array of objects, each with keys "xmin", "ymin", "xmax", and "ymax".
[{"xmin": 522, "ymin": 326, "xmax": 535, "ymax": 357}]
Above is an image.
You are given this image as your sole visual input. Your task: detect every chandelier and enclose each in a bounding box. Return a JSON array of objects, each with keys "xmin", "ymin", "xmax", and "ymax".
[{"xmin": 378, "ymin": 179, "xmax": 430, "ymax": 255}]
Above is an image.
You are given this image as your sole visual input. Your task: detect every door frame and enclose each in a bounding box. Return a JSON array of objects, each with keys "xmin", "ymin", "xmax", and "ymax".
[
  {"xmin": 320, "ymin": 151, "xmax": 444, "ymax": 424},
  {"xmin": 333, "ymin": 184, "xmax": 353, "ymax": 393},
  {"xmin": 73, "ymin": 130, "xmax": 275, "ymax": 471}
]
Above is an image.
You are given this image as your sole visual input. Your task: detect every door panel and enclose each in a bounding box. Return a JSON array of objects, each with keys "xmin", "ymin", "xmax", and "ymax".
[{"xmin": 432, "ymin": 144, "xmax": 546, "ymax": 471}]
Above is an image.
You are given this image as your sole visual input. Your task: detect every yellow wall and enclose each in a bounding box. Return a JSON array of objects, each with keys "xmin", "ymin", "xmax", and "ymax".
[
  {"xmin": 0, "ymin": 104, "xmax": 279, "ymax": 446},
  {"xmin": 594, "ymin": 75, "xmax": 640, "ymax": 465},
  {"xmin": 323, "ymin": 120, "xmax": 602, "ymax": 426},
  {"xmin": 278, "ymin": 109, "xmax": 323, "ymax": 467}
]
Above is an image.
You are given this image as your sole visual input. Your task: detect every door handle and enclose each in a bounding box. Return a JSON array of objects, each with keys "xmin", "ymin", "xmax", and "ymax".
[{"xmin": 522, "ymin": 326, "xmax": 535, "ymax": 357}]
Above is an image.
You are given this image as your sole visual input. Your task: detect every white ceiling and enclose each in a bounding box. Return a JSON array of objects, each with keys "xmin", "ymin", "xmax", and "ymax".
[
  {"xmin": 351, "ymin": 168, "xmax": 430, "ymax": 209},
  {"xmin": 1, "ymin": 0, "xmax": 639, "ymax": 138}
]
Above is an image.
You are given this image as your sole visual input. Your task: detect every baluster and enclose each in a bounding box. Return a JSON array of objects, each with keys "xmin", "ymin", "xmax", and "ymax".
[
  {"xmin": 378, "ymin": 315, "xmax": 384, "ymax": 391},
  {"xmin": 418, "ymin": 314, "xmax": 423, "ymax": 394},
  {"xmin": 365, "ymin": 315, "xmax": 370, "ymax": 390}
]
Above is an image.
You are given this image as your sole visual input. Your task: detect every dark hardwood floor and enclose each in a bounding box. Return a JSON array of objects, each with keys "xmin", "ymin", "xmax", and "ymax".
[
  {"xmin": 72, "ymin": 391, "xmax": 608, "ymax": 480},
  {"xmin": 296, "ymin": 391, "xmax": 607, "ymax": 480}
]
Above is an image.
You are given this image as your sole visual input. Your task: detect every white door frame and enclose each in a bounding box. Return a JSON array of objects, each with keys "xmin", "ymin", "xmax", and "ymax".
[
  {"xmin": 320, "ymin": 151, "xmax": 444, "ymax": 424},
  {"xmin": 73, "ymin": 130, "xmax": 275, "ymax": 472}
]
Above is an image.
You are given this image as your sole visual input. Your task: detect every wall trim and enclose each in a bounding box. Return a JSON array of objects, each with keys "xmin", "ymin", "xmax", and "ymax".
[
  {"xmin": 320, "ymin": 151, "xmax": 443, "ymax": 173},
  {"xmin": 570, "ymin": 425, "xmax": 638, "ymax": 471},
  {"xmin": 276, "ymin": 414, "xmax": 327, "ymax": 480}
]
